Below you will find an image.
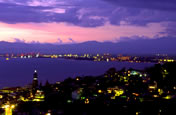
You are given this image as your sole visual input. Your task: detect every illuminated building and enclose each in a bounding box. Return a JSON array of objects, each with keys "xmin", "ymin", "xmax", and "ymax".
[
  {"xmin": 117, "ymin": 55, "xmax": 130, "ymax": 61},
  {"xmin": 85, "ymin": 98, "xmax": 89, "ymax": 104},
  {"xmin": 32, "ymin": 70, "xmax": 38, "ymax": 94},
  {"xmin": 32, "ymin": 70, "xmax": 38, "ymax": 88},
  {"xmin": 107, "ymin": 87, "xmax": 124, "ymax": 99},
  {"xmin": 32, "ymin": 90, "xmax": 45, "ymax": 102}
]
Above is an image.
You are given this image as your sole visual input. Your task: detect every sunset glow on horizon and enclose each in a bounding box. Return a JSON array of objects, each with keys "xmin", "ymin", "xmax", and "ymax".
[{"xmin": 0, "ymin": 21, "xmax": 168, "ymax": 44}]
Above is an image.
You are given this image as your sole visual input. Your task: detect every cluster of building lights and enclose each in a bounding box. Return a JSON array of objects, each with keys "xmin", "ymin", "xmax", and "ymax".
[{"xmin": 2, "ymin": 53, "xmax": 176, "ymax": 64}]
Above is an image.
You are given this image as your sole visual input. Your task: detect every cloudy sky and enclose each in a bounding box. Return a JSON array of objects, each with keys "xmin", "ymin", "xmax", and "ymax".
[{"xmin": 0, "ymin": 0, "xmax": 175, "ymax": 44}]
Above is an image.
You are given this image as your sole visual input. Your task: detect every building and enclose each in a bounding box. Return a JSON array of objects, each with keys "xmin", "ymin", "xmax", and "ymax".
[
  {"xmin": 32, "ymin": 70, "xmax": 38, "ymax": 92},
  {"xmin": 117, "ymin": 55, "xmax": 130, "ymax": 61}
]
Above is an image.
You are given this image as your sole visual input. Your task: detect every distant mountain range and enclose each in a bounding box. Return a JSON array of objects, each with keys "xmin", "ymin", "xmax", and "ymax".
[{"xmin": 0, "ymin": 37, "xmax": 176, "ymax": 55}]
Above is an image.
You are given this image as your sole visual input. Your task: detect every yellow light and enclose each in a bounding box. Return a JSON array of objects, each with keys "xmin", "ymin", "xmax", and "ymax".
[
  {"xmin": 0, "ymin": 95, "xmax": 3, "ymax": 98},
  {"xmin": 163, "ymin": 95, "xmax": 172, "ymax": 100},
  {"xmin": 153, "ymin": 95, "xmax": 159, "ymax": 98},
  {"xmin": 2, "ymin": 104, "xmax": 14, "ymax": 115},
  {"xmin": 111, "ymin": 96, "xmax": 116, "ymax": 100},
  {"xmin": 11, "ymin": 105, "xmax": 15, "ymax": 109},
  {"xmin": 46, "ymin": 113, "xmax": 51, "ymax": 115},
  {"xmin": 107, "ymin": 89, "xmax": 112, "ymax": 94},
  {"xmin": 85, "ymin": 98, "xmax": 89, "ymax": 104},
  {"xmin": 114, "ymin": 89, "xmax": 124, "ymax": 96},
  {"xmin": 149, "ymin": 86, "xmax": 156, "ymax": 89},
  {"xmin": 76, "ymin": 78, "xmax": 79, "ymax": 81},
  {"xmin": 98, "ymin": 90, "xmax": 102, "ymax": 93},
  {"xmin": 158, "ymin": 89, "xmax": 163, "ymax": 95},
  {"xmin": 33, "ymin": 99, "xmax": 41, "ymax": 102},
  {"xmin": 3, "ymin": 105, "xmax": 10, "ymax": 109},
  {"xmin": 167, "ymin": 59, "xmax": 174, "ymax": 62}
]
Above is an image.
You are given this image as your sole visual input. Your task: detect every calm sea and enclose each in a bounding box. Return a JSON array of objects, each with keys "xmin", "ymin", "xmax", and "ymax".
[{"xmin": 0, "ymin": 58, "xmax": 155, "ymax": 88}]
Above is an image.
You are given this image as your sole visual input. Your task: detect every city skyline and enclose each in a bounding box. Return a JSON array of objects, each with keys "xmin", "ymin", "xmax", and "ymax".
[{"xmin": 0, "ymin": 0, "xmax": 175, "ymax": 44}]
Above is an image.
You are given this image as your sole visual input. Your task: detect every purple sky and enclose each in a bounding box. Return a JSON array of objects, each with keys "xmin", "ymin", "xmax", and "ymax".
[{"xmin": 0, "ymin": 0, "xmax": 175, "ymax": 44}]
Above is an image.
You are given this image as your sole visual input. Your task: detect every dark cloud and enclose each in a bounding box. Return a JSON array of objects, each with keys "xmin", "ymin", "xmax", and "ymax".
[
  {"xmin": 30, "ymin": 40, "xmax": 40, "ymax": 44},
  {"xmin": 57, "ymin": 38, "xmax": 63, "ymax": 44},
  {"xmin": 110, "ymin": 8, "xmax": 176, "ymax": 26},
  {"xmin": 161, "ymin": 22, "xmax": 176, "ymax": 37},
  {"xmin": 68, "ymin": 38, "xmax": 76, "ymax": 43},
  {"xmin": 0, "ymin": 0, "xmax": 175, "ymax": 26},
  {"xmin": 0, "ymin": 0, "xmax": 175, "ymax": 37},
  {"xmin": 103, "ymin": 0, "xmax": 176, "ymax": 11},
  {"xmin": 0, "ymin": 3, "xmax": 79, "ymax": 24},
  {"xmin": 0, "ymin": 2, "xmax": 108, "ymax": 27},
  {"xmin": 14, "ymin": 38, "xmax": 25, "ymax": 43}
]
